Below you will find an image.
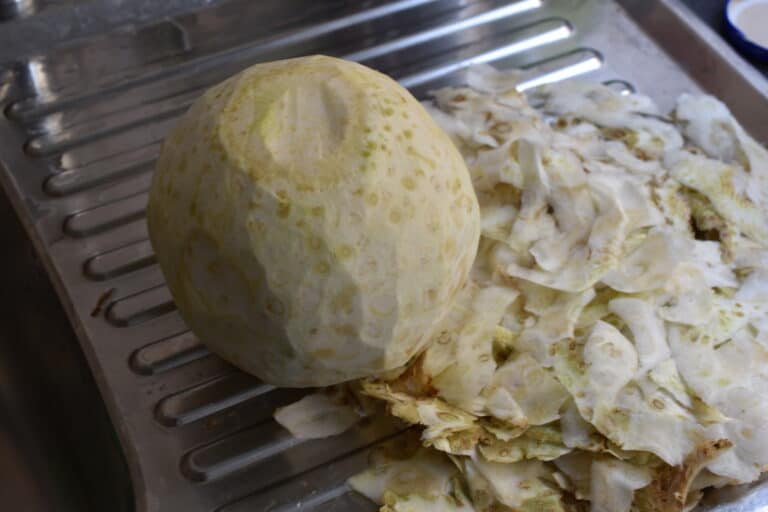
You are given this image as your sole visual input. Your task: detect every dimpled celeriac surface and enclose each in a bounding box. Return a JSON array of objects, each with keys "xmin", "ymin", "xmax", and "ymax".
[{"xmin": 147, "ymin": 55, "xmax": 480, "ymax": 387}]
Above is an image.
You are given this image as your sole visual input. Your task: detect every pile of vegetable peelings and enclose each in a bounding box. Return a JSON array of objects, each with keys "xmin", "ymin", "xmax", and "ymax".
[{"xmin": 274, "ymin": 66, "xmax": 768, "ymax": 512}]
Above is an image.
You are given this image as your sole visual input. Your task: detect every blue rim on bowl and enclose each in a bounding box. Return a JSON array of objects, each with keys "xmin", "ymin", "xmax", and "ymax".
[{"xmin": 724, "ymin": 0, "xmax": 768, "ymax": 62}]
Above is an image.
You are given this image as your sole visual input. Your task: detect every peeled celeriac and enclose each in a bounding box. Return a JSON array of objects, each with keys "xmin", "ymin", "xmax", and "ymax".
[{"xmin": 147, "ymin": 56, "xmax": 480, "ymax": 387}]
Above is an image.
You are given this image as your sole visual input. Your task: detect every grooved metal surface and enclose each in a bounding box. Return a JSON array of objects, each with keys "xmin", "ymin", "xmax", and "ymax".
[
  {"xmin": 0, "ymin": 1, "xmax": 767, "ymax": 511},
  {"xmin": 0, "ymin": 0, "xmax": 76, "ymax": 21}
]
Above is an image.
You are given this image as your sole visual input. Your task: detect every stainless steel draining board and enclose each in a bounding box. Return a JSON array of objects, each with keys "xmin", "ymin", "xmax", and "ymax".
[
  {"xmin": 0, "ymin": 1, "xmax": 227, "ymax": 61},
  {"xmin": 0, "ymin": 0, "xmax": 72, "ymax": 20},
  {"xmin": 1, "ymin": 1, "xmax": 767, "ymax": 511}
]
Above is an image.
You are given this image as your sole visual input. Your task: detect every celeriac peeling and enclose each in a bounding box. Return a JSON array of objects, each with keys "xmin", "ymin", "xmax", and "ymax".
[{"xmin": 322, "ymin": 66, "xmax": 768, "ymax": 511}]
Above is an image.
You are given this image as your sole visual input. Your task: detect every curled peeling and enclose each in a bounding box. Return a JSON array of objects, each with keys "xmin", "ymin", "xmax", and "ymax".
[{"xmin": 273, "ymin": 391, "xmax": 361, "ymax": 439}]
